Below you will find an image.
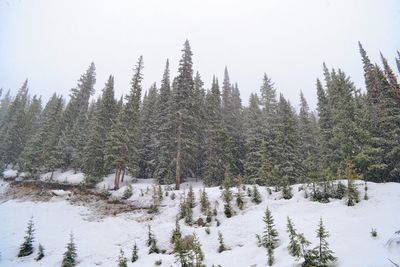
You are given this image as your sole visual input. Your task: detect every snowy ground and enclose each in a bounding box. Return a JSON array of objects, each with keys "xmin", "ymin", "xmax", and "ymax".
[{"xmin": 0, "ymin": 174, "xmax": 399, "ymax": 267}]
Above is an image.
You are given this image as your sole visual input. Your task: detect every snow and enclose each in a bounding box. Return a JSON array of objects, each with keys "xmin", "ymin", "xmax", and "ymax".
[
  {"xmin": 3, "ymin": 169, "xmax": 18, "ymax": 178},
  {"xmin": 0, "ymin": 180, "xmax": 399, "ymax": 267},
  {"xmin": 39, "ymin": 170, "xmax": 84, "ymax": 185}
]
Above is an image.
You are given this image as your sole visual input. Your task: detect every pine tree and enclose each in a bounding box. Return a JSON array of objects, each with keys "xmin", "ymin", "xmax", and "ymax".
[
  {"xmin": 82, "ymin": 75, "xmax": 117, "ymax": 183},
  {"xmin": 200, "ymin": 188, "xmax": 210, "ymax": 215},
  {"xmin": 123, "ymin": 56, "xmax": 144, "ymax": 177},
  {"xmin": 222, "ymin": 168, "xmax": 233, "ymax": 218},
  {"xmin": 251, "ymin": 185, "xmax": 262, "ymax": 204},
  {"xmin": 187, "ymin": 185, "xmax": 196, "ymax": 209},
  {"xmin": 18, "ymin": 217, "xmax": 35, "ymax": 257},
  {"xmin": 261, "ymin": 207, "xmax": 279, "ymax": 266},
  {"xmin": 243, "ymin": 93, "xmax": 263, "ymax": 184},
  {"xmin": 345, "ymin": 160, "xmax": 360, "ymax": 206},
  {"xmin": 154, "ymin": 60, "xmax": 174, "ymax": 184},
  {"xmin": 35, "ymin": 243, "xmax": 44, "ymax": 261},
  {"xmin": 131, "ymin": 242, "xmax": 139, "ymax": 262},
  {"xmin": 173, "ymin": 234, "xmax": 205, "ymax": 267},
  {"xmin": 217, "ymin": 231, "xmax": 226, "ymax": 253},
  {"xmin": 304, "ymin": 218, "xmax": 336, "ymax": 267},
  {"xmin": 171, "ymin": 217, "xmax": 182, "ymax": 244},
  {"xmin": 117, "ymin": 249, "xmax": 128, "ymax": 267},
  {"xmin": 61, "ymin": 233, "xmax": 78, "ymax": 267},
  {"xmin": 204, "ymin": 78, "xmax": 232, "ymax": 186},
  {"xmin": 172, "ymin": 40, "xmax": 196, "ymax": 190},
  {"xmin": 286, "ymin": 217, "xmax": 301, "ymax": 258},
  {"xmin": 146, "ymin": 225, "xmax": 159, "ymax": 254},
  {"xmin": 57, "ymin": 63, "xmax": 96, "ymax": 171},
  {"xmin": 138, "ymin": 84, "xmax": 159, "ymax": 179}
]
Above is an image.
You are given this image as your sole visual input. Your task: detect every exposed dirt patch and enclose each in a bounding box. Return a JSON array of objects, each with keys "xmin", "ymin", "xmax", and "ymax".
[{"xmin": 0, "ymin": 180, "xmax": 149, "ymax": 219}]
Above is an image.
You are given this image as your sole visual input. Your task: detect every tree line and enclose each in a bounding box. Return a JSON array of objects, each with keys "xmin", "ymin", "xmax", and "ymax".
[{"xmin": 0, "ymin": 40, "xmax": 399, "ymax": 188}]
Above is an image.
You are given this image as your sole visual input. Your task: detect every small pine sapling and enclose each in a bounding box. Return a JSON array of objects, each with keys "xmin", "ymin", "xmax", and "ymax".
[
  {"xmin": 217, "ymin": 231, "xmax": 226, "ymax": 253},
  {"xmin": 222, "ymin": 168, "xmax": 233, "ymax": 218},
  {"xmin": 171, "ymin": 217, "xmax": 182, "ymax": 244},
  {"xmin": 200, "ymin": 188, "xmax": 210, "ymax": 215},
  {"xmin": 117, "ymin": 249, "xmax": 128, "ymax": 267},
  {"xmin": 18, "ymin": 217, "xmax": 35, "ymax": 257},
  {"xmin": 345, "ymin": 160, "xmax": 360, "ymax": 206},
  {"xmin": 247, "ymin": 187, "xmax": 252, "ymax": 197},
  {"xmin": 147, "ymin": 225, "xmax": 160, "ymax": 254},
  {"xmin": 131, "ymin": 242, "xmax": 139, "ymax": 262},
  {"xmin": 187, "ymin": 185, "xmax": 196, "ymax": 209},
  {"xmin": 61, "ymin": 233, "xmax": 78, "ymax": 267},
  {"xmin": 371, "ymin": 228, "xmax": 378, "ymax": 237},
  {"xmin": 155, "ymin": 259, "xmax": 162, "ymax": 266},
  {"xmin": 261, "ymin": 207, "xmax": 279, "ymax": 266},
  {"xmin": 364, "ymin": 180, "xmax": 368, "ymax": 200},
  {"xmin": 35, "ymin": 243, "xmax": 44, "ymax": 261},
  {"xmin": 281, "ymin": 176, "xmax": 293, "ymax": 199},
  {"xmin": 236, "ymin": 190, "xmax": 244, "ymax": 210},
  {"xmin": 251, "ymin": 185, "xmax": 262, "ymax": 204},
  {"xmin": 122, "ymin": 184, "xmax": 133, "ymax": 200},
  {"xmin": 286, "ymin": 217, "xmax": 301, "ymax": 259}
]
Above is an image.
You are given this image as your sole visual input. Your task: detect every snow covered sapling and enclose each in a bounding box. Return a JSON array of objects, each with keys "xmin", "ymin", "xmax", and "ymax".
[
  {"xmin": 371, "ymin": 228, "xmax": 378, "ymax": 238},
  {"xmin": 222, "ymin": 168, "xmax": 233, "ymax": 218},
  {"xmin": 217, "ymin": 231, "xmax": 226, "ymax": 253},
  {"xmin": 117, "ymin": 249, "xmax": 128, "ymax": 267},
  {"xmin": 61, "ymin": 233, "xmax": 78, "ymax": 267},
  {"xmin": 173, "ymin": 234, "xmax": 205, "ymax": 267},
  {"xmin": 121, "ymin": 184, "xmax": 133, "ymax": 200},
  {"xmin": 131, "ymin": 242, "xmax": 139, "ymax": 262},
  {"xmin": 187, "ymin": 185, "xmax": 196, "ymax": 209},
  {"xmin": 147, "ymin": 225, "xmax": 159, "ymax": 254},
  {"xmin": 236, "ymin": 190, "xmax": 244, "ymax": 210},
  {"xmin": 286, "ymin": 217, "xmax": 301, "ymax": 258},
  {"xmin": 171, "ymin": 217, "xmax": 182, "ymax": 244},
  {"xmin": 334, "ymin": 181, "xmax": 346, "ymax": 199},
  {"xmin": 251, "ymin": 185, "xmax": 262, "ymax": 204},
  {"xmin": 281, "ymin": 176, "xmax": 293, "ymax": 199},
  {"xmin": 345, "ymin": 160, "xmax": 360, "ymax": 206},
  {"xmin": 200, "ymin": 188, "xmax": 210, "ymax": 215},
  {"xmin": 149, "ymin": 186, "xmax": 160, "ymax": 213},
  {"xmin": 364, "ymin": 180, "xmax": 368, "ymax": 200},
  {"xmin": 18, "ymin": 217, "xmax": 35, "ymax": 257},
  {"xmin": 158, "ymin": 184, "xmax": 164, "ymax": 202},
  {"xmin": 35, "ymin": 243, "xmax": 44, "ymax": 261},
  {"xmin": 261, "ymin": 207, "xmax": 279, "ymax": 266},
  {"xmin": 304, "ymin": 218, "xmax": 336, "ymax": 267},
  {"xmin": 155, "ymin": 259, "xmax": 162, "ymax": 266}
]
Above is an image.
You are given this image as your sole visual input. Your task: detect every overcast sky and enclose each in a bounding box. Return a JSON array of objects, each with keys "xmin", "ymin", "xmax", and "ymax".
[{"xmin": 0, "ymin": 0, "xmax": 399, "ymax": 109}]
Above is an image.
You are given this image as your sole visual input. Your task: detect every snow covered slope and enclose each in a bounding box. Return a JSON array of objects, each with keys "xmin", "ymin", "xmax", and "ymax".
[{"xmin": 0, "ymin": 180, "xmax": 399, "ymax": 267}]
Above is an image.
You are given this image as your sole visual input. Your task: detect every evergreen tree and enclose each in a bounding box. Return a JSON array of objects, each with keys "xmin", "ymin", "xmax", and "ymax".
[
  {"xmin": 173, "ymin": 234, "xmax": 205, "ymax": 267},
  {"xmin": 171, "ymin": 217, "xmax": 182, "ymax": 244},
  {"xmin": 200, "ymin": 188, "xmax": 210, "ymax": 215},
  {"xmin": 187, "ymin": 185, "xmax": 196, "ymax": 209},
  {"xmin": 131, "ymin": 242, "xmax": 139, "ymax": 262},
  {"xmin": 82, "ymin": 75, "xmax": 117, "ymax": 183},
  {"xmin": 251, "ymin": 185, "xmax": 262, "ymax": 204},
  {"xmin": 286, "ymin": 217, "xmax": 301, "ymax": 258},
  {"xmin": 61, "ymin": 233, "xmax": 78, "ymax": 267},
  {"xmin": 154, "ymin": 60, "xmax": 174, "ymax": 184},
  {"xmin": 304, "ymin": 218, "xmax": 336, "ymax": 267},
  {"xmin": 204, "ymin": 78, "xmax": 232, "ymax": 186},
  {"xmin": 261, "ymin": 207, "xmax": 279, "ymax": 266},
  {"xmin": 123, "ymin": 56, "xmax": 144, "ymax": 177},
  {"xmin": 18, "ymin": 217, "xmax": 35, "ymax": 257},
  {"xmin": 58, "ymin": 63, "xmax": 96, "ymax": 171},
  {"xmin": 217, "ymin": 231, "xmax": 226, "ymax": 253},
  {"xmin": 243, "ymin": 93, "xmax": 263, "ymax": 184},
  {"xmin": 138, "ymin": 84, "xmax": 159, "ymax": 178},
  {"xmin": 222, "ymin": 168, "xmax": 233, "ymax": 218},
  {"xmin": 117, "ymin": 249, "xmax": 128, "ymax": 267},
  {"xmin": 146, "ymin": 225, "xmax": 159, "ymax": 254},
  {"xmin": 0, "ymin": 89, "xmax": 12, "ymax": 128},
  {"xmin": 172, "ymin": 40, "xmax": 196, "ymax": 190},
  {"xmin": 35, "ymin": 243, "xmax": 44, "ymax": 261}
]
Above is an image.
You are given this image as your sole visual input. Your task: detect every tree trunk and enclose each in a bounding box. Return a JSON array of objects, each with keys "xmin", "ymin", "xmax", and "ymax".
[
  {"xmin": 114, "ymin": 168, "xmax": 121, "ymax": 190},
  {"xmin": 121, "ymin": 168, "xmax": 126, "ymax": 182},
  {"xmin": 175, "ymin": 112, "xmax": 182, "ymax": 190}
]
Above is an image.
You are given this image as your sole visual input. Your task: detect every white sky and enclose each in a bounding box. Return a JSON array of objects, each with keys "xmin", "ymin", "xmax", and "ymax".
[{"xmin": 0, "ymin": 0, "xmax": 399, "ymax": 109}]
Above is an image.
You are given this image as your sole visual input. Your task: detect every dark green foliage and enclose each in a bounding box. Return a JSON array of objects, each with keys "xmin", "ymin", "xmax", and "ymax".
[
  {"xmin": 371, "ymin": 228, "xmax": 378, "ymax": 237},
  {"xmin": 18, "ymin": 217, "xmax": 35, "ymax": 257},
  {"xmin": 303, "ymin": 218, "xmax": 336, "ymax": 267},
  {"xmin": 173, "ymin": 234, "xmax": 205, "ymax": 267},
  {"xmin": 131, "ymin": 242, "xmax": 139, "ymax": 262},
  {"xmin": 251, "ymin": 185, "xmax": 262, "ymax": 204},
  {"xmin": 35, "ymin": 243, "xmax": 44, "ymax": 261},
  {"xmin": 260, "ymin": 207, "xmax": 279, "ymax": 266},
  {"xmin": 146, "ymin": 225, "xmax": 160, "ymax": 254},
  {"xmin": 281, "ymin": 176, "xmax": 293, "ymax": 199},
  {"xmin": 222, "ymin": 169, "xmax": 233, "ymax": 218},
  {"xmin": 217, "ymin": 231, "xmax": 226, "ymax": 253},
  {"xmin": 187, "ymin": 185, "xmax": 196, "ymax": 209},
  {"xmin": 236, "ymin": 190, "xmax": 244, "ymax": 210},
  {"xmin": 117, "ymin": 249, "xmax": 128, "ymax": 267},
  {"xmin": 122, "ymin": 184, "xmax": 133, "ymax": 200},
  {"xmin": 200, "ymin": 188, "xmax": 210, "ymax": 215},
  {"xmin": 171, "ymin": 217, "xmax": 182, "ymax": 244},
  {"xmin": 286, "ymin": 217, "xmax": 302, "ymax": 259},
  {"xmin": 61, "ymin": 233, "xmax": 78, "ymax": 267}
]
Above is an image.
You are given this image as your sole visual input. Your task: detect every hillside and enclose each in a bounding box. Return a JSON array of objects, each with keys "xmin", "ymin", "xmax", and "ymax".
[{"xmin": 0, "ymin": 175, "xmax": 399, "ymax": 267}]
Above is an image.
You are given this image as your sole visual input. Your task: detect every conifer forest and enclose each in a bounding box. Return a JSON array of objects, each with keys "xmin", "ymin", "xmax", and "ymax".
[{"xmin": 1, "ymin": 1, "xmax": 399, "ymax": 267}]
